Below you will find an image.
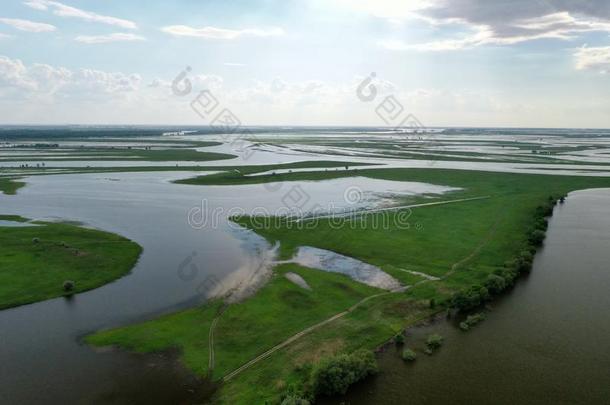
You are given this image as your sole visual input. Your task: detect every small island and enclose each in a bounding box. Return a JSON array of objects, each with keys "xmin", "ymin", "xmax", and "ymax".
[{"xmin": 0, "ymin": 215, "xmax": 142, "ymax": 310}]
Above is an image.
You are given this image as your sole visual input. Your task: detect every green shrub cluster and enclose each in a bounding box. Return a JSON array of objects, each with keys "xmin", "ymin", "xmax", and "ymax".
[
  {"xmin": 311, "ymin": 349, "xmax": 378, "ymax": 397},
  {"xmin": 451, "ymin": 196, "xmax": 561, "ymax": 312},
  {"xmin": 426, "ymin": 334, "xmax": 443, "ymax": 352},
  {"xmin": 402, "ymin": 348, "xmax": 417, "ymax": 362},
  {"xmin": 280, "ymin": 395, "xmax": 311, "ymax": 405},
  {"xmin": 459, "ymin": 312, "xmax": 485, "ymax": 331}
]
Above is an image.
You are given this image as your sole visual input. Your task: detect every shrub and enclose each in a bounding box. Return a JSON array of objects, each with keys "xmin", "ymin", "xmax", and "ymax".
[
  {"xmin": 514, "ymin": 255, "xmax": 533, "ymax": 274},
  {"xmin": 426, "ymin": 334, "xmax": 443, "ymax": 350},
  {"xmin": 520, "ymin": 250, "xmax": 534, "ymax": 263},
  {"xmin": 478, "ymin": 286, "xmax": 490, "ymax": 301},
  {"xmin": 528, "ymin": 229, "xmax": 546, "ymax": 246},
  {"xmin": 63, "ymin": 280, "xmax": 75, "ymax": 292},
  {"xmin": 498, "ymin": 268, "xmax": 518, "ymax": 286},
  {"xmin": 484, "ymin": 274, "xmax": 506, "ymax": 294},
  {"xmin": 451, "ymin": 285, "xmax": 487, "ymax": 311},
  {"xmin": 402, "ymin": 348, "xmax": 417, "ymax": 362},
  {"xmin": 311, "ymin": 349, "xmax": 378, "ymax": 396},
  {"xmin": 281, "ymin": 395, "xmax": 311, "ymax": 405},
  {"xmin": 534, "ymin": 217, "xmax": 548, "ymax": 231},
  {"xmin": 32, "ymin": 237, "xmax": 40, "ymax": 243},
  {"xmin": 460, "ymin": 313, "xmax": 485, "ymax": 331},
  {"xmin": 394, "ymin": 333, "xmax": 405, "ymax": 345}
]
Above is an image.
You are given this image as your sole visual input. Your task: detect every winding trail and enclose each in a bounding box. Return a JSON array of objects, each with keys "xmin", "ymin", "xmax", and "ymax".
[
  {"xmin": 221, "ymin": 288, "xmax": 404, "ymax": 382},
  {"xmin": 215, "ymin": 195, "xmax": 500, "ymax": 383},
  {"xmin": 290, "ymin": 195, "xmax": 490, "ymax": 223}
]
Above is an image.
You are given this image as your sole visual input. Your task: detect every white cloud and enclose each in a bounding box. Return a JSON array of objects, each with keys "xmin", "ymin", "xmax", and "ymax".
[
  {"xmin": 0, "ymin": 33, "xmax": 13, "ymax": 39},
  {"xmin": 23, "ymin": 0, "xmax": 137, "ymax": 29},
  {"xmin": 370, "ymin": 1, "xmax": 610, "ymax": 50},
  {"xmin": 0, "ymin": 55, "xmax": 141, "ymax": 98},
  {"xmin": 75, "ymin": 33, "xmax": 145, "ymax": 44},
  {"xmin": 161, "ymin": 25, "xmax": 284, "ymax": 39},
  {"xmin": 0, "ymin": 17, "xmax": 56, "ymax": 32},
  {"xmin": 574, "ymin": 46, "xmax": 610, "ymax": 72}
]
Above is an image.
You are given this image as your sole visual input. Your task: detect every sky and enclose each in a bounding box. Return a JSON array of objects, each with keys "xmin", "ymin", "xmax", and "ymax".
[{"xmin": 0, "ymin": 0, "xmax": 610, "ymax": 128}]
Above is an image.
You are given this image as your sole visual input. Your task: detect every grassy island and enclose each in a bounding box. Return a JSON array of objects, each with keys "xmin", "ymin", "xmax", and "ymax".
[
  {"xmin": 0, "ymin": 216, "xmax": 142, "ymax": 309},
  {"xmin": 0, "ymin": 178, "xmax": 25, "ymax": 195}
]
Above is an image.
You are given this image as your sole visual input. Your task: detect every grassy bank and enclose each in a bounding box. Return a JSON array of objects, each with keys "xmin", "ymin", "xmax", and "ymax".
[
  {"xmin": 87, "ymin": 265, "xmax": 380, "ymax": 389},
  {"xmin": 0, "ymin": 147, "xmax": 235, "ymax": 162},
  {"xmin": 87, "ymin": 168, "xmax": 610, "ymax": 404},
  {"xmin": 0, "ymin": 216, "xmax": 142, "ymax": 309},
  {"xmin": 173, "ymin": 160, "xmax": 375, "ymax": 186},
  {"xmin": 0, "ymin": 177, "xmax": 25, "ymax": 195}
]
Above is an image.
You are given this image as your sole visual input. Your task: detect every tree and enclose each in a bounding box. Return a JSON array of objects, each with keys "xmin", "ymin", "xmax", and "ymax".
[
  {"xmin": 529, "ymin": 229, "xmax": 546, "ymax": 246},
  {"xmin": 312, "ymin": 350, "xmax": 378, "ymax": 396}
]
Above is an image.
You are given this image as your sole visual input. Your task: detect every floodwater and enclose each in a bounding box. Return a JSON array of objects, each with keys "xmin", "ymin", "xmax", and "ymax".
[
  {"xmin": 0, "ymin": 170, "xmax": 446, "ymax": 403},
  {"xmin": 323, "ymin": 188, "xmax": 610, "ymax": 405},
  {"xmin": 291, "ymin": 246, "xmax": 401, "ymax": 290}
]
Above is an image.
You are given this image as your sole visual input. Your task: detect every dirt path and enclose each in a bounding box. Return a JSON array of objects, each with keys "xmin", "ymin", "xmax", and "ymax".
[
  {"xmin": 208, "ymin": 305, "xmax": 227, "ymax": 376},
  {"xmin": 218, "ymin": 196, "xmax": 499, "ymax": 383},
  {"xmin": 290, "ymin": 195, "xmax": 490, "ymax": 223},
  {"xmin": 221, "ymin": 288, "xmax": 404, "ymax": 382}
]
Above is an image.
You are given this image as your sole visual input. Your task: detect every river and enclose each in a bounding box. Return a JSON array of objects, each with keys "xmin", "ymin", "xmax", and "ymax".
[{"xmin": 325, "ymin": 188, "xmax": 610, "ymax": 405}]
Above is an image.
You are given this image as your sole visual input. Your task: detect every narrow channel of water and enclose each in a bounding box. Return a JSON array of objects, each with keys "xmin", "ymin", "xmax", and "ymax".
[{"xmin": 324, "ymin": 188, "xmax": 610, "ymax": 405}]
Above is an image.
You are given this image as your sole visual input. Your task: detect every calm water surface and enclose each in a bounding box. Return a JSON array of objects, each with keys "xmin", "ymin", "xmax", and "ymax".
[
  {"xmin": 0, "ymin": 171, "xmax": 445, "ymax": 404},
  {"xmin": 325, "ymin": 188, "xmax": 610, "ymax": 405}
]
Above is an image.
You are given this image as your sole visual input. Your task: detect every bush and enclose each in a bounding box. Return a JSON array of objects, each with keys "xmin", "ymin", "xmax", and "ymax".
[
  {"xmin": 402, "ymin": 348, "xmax": 417, "ymax": 362},
  {"xmin": 484, "ymin": 274, "xmax": 506, "ymax": 294},
  {"xmin": 426, "ymin": 334, "xmax": 443, "ymax": 350},
  {"xmin": 63, "ymin": 280, "xmax": 75, "ymax": 292},
  {"xmin": 534, "ymin": 217, "xmax": 548, "ymax": 231},
  {"xmin": 311, "ymin": 349, "xmax": 378, "ymax": 396},
  {"xmin": 460, "ymin": 313, "xmax": 485, "ymax": 331},
  {"xmin": 514, "ymin": 254, "xmax": 533, "ymax": 274},
  {"xmin": 394, "ymin": 333, "xmax": 405, "ymax": 345},
  {"xmin": 451, "ymin": 285, "xmax": 489, "ymax": 311},
  {"xmin": 281, "ymin": 396, "xmax": 310, "ymax": 405},
  {"xmin": 497, "ymin": 267, "xmax": 518, "ymax": 286},
  {"xmin": 32, "ymin": 237, "xmax": 40, "ymax": 243},
  {"xmin": 528, "ymin": 229, "xmax": 546, "ymax": 246},
  {"xmin": 520, "ymin": 250, "xmax": 534, "ymax": 262}
]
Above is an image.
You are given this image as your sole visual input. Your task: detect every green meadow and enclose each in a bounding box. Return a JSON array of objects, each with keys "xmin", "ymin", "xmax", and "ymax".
[{"xmin": 0, "ymin": 216, "xmax": 142, "ymax": 309}]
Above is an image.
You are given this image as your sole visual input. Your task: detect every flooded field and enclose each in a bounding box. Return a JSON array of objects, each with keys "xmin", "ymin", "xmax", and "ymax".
[
  {"xmin": 0, "ymin": 164, "xmax": 456, "ymax": 403},
  {"xmin": 2, "ymin": 127, "xmax": 610, "ymax": 403}
]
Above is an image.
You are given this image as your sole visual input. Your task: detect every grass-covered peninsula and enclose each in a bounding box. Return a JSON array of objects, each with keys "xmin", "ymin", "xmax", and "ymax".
[
  {"xmin": 87, "ymin": 168, "xmax": 610, "ymax": 404},
  {"xmin": 0, "ymin": 177, "xmax": 25, "ymax": 195},
  {"xmin": 0, "ymin": 216, "xmax": 142, "ymax": 309}
]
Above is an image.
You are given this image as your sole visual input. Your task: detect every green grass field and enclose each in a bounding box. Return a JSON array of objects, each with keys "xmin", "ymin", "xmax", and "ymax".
[
  {"xmin": 0, "ymin": 178, "xmax": 25, "ymax": 195},
  {"xmin": 0, "ymin": 216, "xmax": 142, "ymax": 309},
  {"xmin": 87, "ymin": 168, "xmax": 610, "ymax": 404}
]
